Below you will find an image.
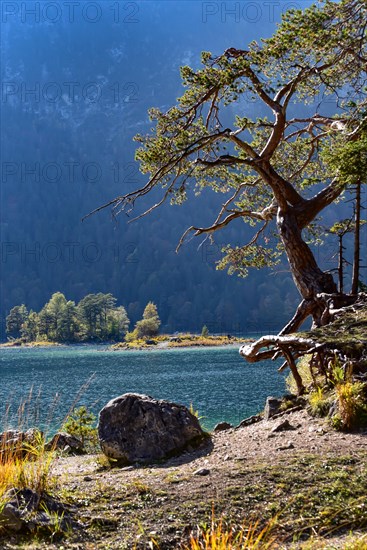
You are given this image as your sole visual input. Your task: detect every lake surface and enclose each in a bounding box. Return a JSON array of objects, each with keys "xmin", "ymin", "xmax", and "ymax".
[{"xmin": 0, "ymin": 345, "xmax": 286, "ymax": 432}]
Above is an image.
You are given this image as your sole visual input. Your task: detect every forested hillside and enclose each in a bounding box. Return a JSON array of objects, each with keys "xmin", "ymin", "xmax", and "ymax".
[{"xmin": 1, "ymin": 1, "xmax": 364, "ymax": 338}]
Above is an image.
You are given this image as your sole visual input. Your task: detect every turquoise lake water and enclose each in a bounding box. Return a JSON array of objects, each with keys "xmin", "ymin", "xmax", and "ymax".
[{"xmin": 0, "ymin": 345, "xmax": 286, "ymax": 432}]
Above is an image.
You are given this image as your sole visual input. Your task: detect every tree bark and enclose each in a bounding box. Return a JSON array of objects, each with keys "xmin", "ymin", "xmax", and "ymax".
[
  {"xmin": 277, "ymin": 207, "xmax": 337, "ymax": 302},
  {"xmin": 351, "ymin": 181, "xmax": 361, "ymax": 295},
  {"xmin": 338, "ymin": 234, "xmax": 344, "ymax": 294}
]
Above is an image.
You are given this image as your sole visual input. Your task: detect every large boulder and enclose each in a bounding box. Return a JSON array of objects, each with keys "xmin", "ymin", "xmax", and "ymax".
[{"xmin": 98, "ymin": 393, "xmax": 207, "ymax": 464}]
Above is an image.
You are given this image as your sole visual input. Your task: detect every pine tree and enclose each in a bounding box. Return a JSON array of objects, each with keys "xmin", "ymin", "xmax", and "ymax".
[
  {"xmin": 20, "ymin": 311, "xmax": 39, "ymax": 342},
  {"xmin": 94, "ymin": 0, "xmax": 366, "ymax": 333},
  {"xmin": 6, "ymin": 304, "xmax": 29, "ymax": 339},
  {"xmin": 134, "ymin": 302, "xmax": 161, "ymax": 338}
]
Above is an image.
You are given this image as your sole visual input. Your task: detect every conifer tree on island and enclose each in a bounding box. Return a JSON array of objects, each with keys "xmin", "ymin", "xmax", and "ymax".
[
  {"xmin": 89, "ymin": 0, "xmax": 366, "ymax": 390},
  {"xmin": 128, "ymin": 301, "xmax": 161, "ymax": 339},
  {"xmin": 6, "ymin": 305, "xmax": 29, "ymax": 338}
]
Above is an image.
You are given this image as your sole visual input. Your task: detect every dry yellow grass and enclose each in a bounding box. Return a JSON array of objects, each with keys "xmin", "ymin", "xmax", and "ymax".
[
  {"xmin": 181, "ymin": 514, "xmax": 277, "ymax": 550},
  {"xmin": 0, "ymin": 433, "xmax": 55, "ymax": 506}
]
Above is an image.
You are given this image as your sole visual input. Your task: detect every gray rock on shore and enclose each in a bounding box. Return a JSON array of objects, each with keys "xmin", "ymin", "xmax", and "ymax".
[
  {"xmin": 45, "ymin": 432, "xmax": 84, "ymax": 454},
  {"xmin": 0, "ymin": 487, "xmax": 75, "ymax": 533},
  {"xmin": 98, "ymin": 393, "xmax": 207, "ymax": 464}
]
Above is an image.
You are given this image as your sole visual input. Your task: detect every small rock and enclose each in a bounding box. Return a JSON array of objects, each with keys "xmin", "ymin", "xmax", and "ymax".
[
  {"xmin": 213, "ymin": 421, "xmax": 232, "ymax": 432},
  {"xmin": 277, "ymin": 441, "xmax": 295, "ymax": 451},
  {"xmin": 271, "ymin": 419, "xmax": 296, "ymax": 433},
  {"xmin": 223, "ymin": 454, "xmax": 231, "ymax": 461},
  {"xmin": 0, "ymin": 487, "xmax": 73, "ymax": 533},
  {"xmin": 236, "ymin": 415, "xmax": 262, "ymax": 429},
  {"xmin": 264, "ymin": 397, "xmax": 282, "ymax": 420},
  {"xmin": 0, "ymin": 502, "xmax": 24, "ymax": 532},
  {"xmin": 83, "ymin": 476, "xmax": 93, "ymax": 482},
  {"xmin": 193, "ymin": 468, "xmax": 210, "ymax": 476},
  {"xmin": 45, "ymin": 432, "xmax": 84, "ymax": 454}
]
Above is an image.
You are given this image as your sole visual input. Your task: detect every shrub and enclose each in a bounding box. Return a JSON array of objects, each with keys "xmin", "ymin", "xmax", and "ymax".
[
  {"xmin": 62, "ymin": 406, "xmax": 98, "ymax": 451},
  {"xmin": 308, "ymin": 387, "xmax": 332, "ymax": 418},
  {"xmin": 335, "ymin": 381, "xmax": 367, "ymax": 431},
  {"xmin": 201, "ymin": 325, "xmax": 209, "ymax": 337},
  {"xmin": 125, "ymin": 329, "xmax": 138, "ymax": 343}
]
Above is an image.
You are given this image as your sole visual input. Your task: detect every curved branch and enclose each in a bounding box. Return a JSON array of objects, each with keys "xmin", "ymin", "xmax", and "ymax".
[
  {"xmin": 176, "ymin": 211, "xmax": 249, "ymax": 252},
  {"xmin": 229, "ymin": 131, "xmax": 258, "ymax": 158},
  {"xmin": 296, "ymin": 178, "xmax": 346, "ymax": 228}
]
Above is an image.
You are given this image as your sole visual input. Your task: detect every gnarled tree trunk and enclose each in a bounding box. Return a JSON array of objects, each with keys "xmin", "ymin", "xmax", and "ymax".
[{"xmin": 277, "ymin": 207, "xmax": 337, "ymax": 332}]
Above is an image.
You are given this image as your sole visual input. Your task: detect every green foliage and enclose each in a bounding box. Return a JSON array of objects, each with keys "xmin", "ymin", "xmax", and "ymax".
[
  {"xmin": 330, "ymin": 360, "xmax": 346, "ymax": 386},
  {"xmin": 321, "ymin": 125, "xmax": 367, "ymax": 185},
  {"xmin": 124, "ymin": 329, "xmax": 139, "ymax": 343},
  {"xmin": 6, "ymin": 304, "xmax": 29, "ymax": 338},
  {"xmin": 134, "ymin": 302, "xmax": 161, "ymax": 338},
  {"xmin": 62, "ymin": 406, "xmax": 98, "ymax": 450},
  {"xmin": 330, "ymin": 413, "xmax": 343, "ymax": 431},
  {"xmin": 201, "ymin": 325, "xmax": 209, "ymax": 337},
  {"xmin": 38, "ymin": 292, "xmax": 80, "ymax": 342},
  {"xmin": 20, "ymin": 311, "xmax": 39, "ymax": 342},
  {"xmin": 217, "ymin": 245, "xmax": 281, "ymax": 277},
  {"xmin": 77, "ymin": 292, "xmax": 129, "ymax": 341},
  {"xmin": 5, "ymin": 292, "xmax": 130, "ymax": 344},
  {"xmin": 123, "ymin": 0, "xmax": 367, "ymax": 284},
  {"xmin": 335, "ymin": 381, "xmax": 367, "ymax": 431},
  {"xmin": 308, "ymin": 387, "xmax": 332, "ymax": 418}
]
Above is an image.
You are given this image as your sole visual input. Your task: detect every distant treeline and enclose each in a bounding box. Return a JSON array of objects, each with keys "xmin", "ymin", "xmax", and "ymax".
[{"xmin": 5, "ymin": 292, "xmax": 160, "ymax": 343}]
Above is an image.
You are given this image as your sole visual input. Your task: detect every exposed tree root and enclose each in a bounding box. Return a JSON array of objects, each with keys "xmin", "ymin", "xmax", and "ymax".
[{"xmin": 240, "ymin": 293, "xmax": 367, "ymax": 395}]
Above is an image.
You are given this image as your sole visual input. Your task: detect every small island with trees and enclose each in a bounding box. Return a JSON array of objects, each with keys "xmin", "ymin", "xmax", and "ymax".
[{"xmin": 3, "ymin": 293, "xmax": 248, "ymax": 349}]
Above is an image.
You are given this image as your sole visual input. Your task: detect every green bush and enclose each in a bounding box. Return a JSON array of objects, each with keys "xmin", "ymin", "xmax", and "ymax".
[
  {"xmin": 335, "ymin": 381, "xmax": 367, "ymax": 431},
  {"xmin": 62, "ymin": 406, "xmax": 98, "ymax": 451},
  {"xmin": 308, "ymin": 387, "xmax": 332, "ymax": 417}
]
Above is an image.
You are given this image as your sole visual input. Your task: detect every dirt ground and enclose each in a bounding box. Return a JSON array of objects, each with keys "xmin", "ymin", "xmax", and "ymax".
[{"xmin": 2, "ymin": 408, "xmax": 367, "ymax": 549}]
